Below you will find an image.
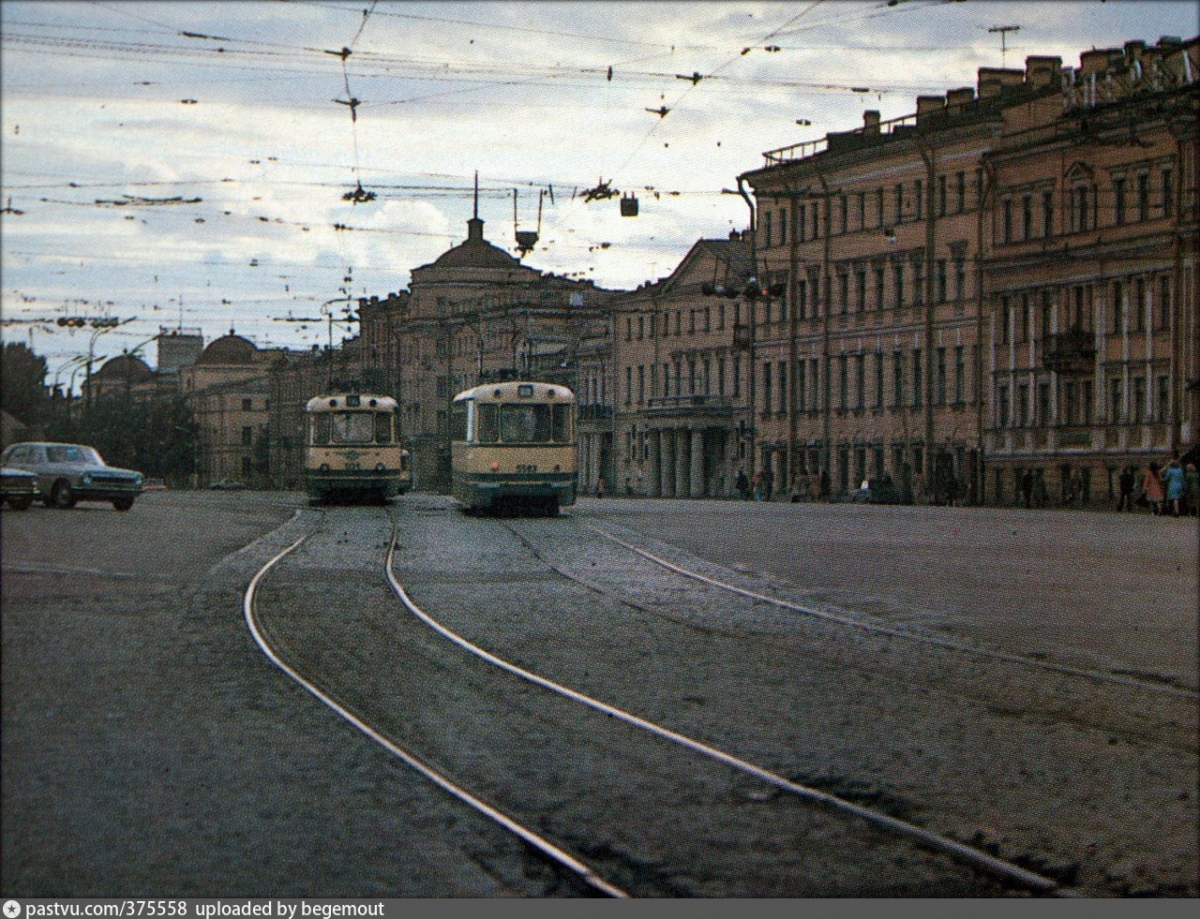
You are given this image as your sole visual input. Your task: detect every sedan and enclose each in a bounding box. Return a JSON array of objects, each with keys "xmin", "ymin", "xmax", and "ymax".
[
  {"xmin": 0, "ymin": 442, "xmax": 144, "ymax": 511},
  {"xmin": 1, "ymin": 466, "xmax": 40, "ymax": 510}
]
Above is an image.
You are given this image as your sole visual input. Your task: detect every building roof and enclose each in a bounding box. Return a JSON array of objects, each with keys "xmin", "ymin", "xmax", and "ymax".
[
  {"xmin": 417, "ymin": 217, "xmax": 523, "ymax": 272},
  {"xmin": 94, "ymin": 353, "xmax": 154, "ymax": 381},
  {"xmin": 195, "ymin": 333, "xmax": 258, "ymax": 365}
]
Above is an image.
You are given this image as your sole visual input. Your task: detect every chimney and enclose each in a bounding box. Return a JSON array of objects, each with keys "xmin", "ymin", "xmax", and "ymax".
[
  {"xmin": 915, "ymin": 95, "xmax": 945, "ymax": 122},
  {"xmin": 1124, "ymin": 40, "xmax": 1146, "ymax": 65},
  {"xmin": 977, "ymin": 67, "xmax": 1022, "ymax": 98},
  {"xmin": 1025, "ymin": 55, "xmax": 1063, "ymax": 91},
  {"xmin": 945, "ymin": 87, "xmax": 974, "ymax": 109},
  {"xmin": 1079, "ymin": 48, "xmax": 1119, "ymax": 77},
  {"xmin": 862, "ymin": 110, "xmax": 881, "ymax": 134}
]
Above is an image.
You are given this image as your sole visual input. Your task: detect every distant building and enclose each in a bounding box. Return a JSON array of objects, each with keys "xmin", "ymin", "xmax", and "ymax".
[{"xmin": 156, "ymin": 327, "xmax": 204, "ymax": 376}]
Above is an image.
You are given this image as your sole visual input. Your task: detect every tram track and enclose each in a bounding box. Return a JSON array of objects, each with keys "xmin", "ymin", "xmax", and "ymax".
[
  {"xmin": 245, "ymin": 503, "xmax": 1065, "ymax": 896},
  {"xmin": 492, "ymin": 515, "xmax": 1196, "ymax": 756}
]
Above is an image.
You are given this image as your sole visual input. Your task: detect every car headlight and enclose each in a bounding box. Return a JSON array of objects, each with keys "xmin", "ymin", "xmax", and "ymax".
[{"xmin": 81, "ymin": 473, "xmax": 92, "ymax": 485}]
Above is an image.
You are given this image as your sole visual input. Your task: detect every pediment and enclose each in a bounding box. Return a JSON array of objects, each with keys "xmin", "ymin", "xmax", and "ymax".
[{"xmin": 1065, "ymin": 161, "xmax": 1094, "ymax": 183}]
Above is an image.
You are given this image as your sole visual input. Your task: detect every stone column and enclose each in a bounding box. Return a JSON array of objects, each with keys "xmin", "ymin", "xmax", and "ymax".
[
  {"xmin": 648, "ymin": 429, "xmax": 662, "ymax": 497},
  {"xmin": 675, "ymin": 428, "xmax": 689, "ymax": 498},
  {"xmin": 662, "ymin": 429, "xmax": 675, "ymax": 497},
  {"xmin": 690, "ymin": 428, "xmax": 705, "ymax": 498}
]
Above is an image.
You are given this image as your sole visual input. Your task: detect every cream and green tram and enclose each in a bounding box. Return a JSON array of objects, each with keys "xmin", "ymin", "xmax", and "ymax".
[
  {"xmin": 450, "ymin": 381, "xmax": 577, "ymax": 516},
  {"xmin": 304, "ymin": 393, "xmax": 410, "ymax": 504}
]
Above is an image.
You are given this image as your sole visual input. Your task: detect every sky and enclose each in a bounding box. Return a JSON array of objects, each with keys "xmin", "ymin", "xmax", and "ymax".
[{"xmin": 2, "ymin": 0, "xmax": 1196, "ymax": 389}]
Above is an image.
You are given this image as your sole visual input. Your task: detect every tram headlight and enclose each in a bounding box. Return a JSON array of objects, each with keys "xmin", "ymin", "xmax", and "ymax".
[
  {"xmin": 375, "ymin": 462, "xmax": 386, "ymax": 472},
  {"xmin": 319, "ymin": 463, "xmax": 330, "ymax": 473},
  {"xmin": 490, "ymin": 462, "xmax": 500, "ymax": 471}
]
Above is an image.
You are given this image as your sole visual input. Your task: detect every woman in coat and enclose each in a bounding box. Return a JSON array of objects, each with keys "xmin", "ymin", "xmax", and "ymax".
[
  {"xmin": 1161, "ymin": 459, "xmax": 1186, "ymax": 517},
  {"xmin": 1141, "ymin": 462, "xmax": 1165, "ymax": 515}
]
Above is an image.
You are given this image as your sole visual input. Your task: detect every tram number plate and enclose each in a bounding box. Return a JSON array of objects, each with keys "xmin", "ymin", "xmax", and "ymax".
[{"xmin": 516, "ymin": 464, "xmax": 537, "ymax": 473}]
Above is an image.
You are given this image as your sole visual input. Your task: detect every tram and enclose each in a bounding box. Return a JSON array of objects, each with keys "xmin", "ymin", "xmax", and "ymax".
[
  {"xmin": 450, "ymin": 381, "xmax": 577, "ymax": 516},
  {"xmin": 304, "ymin": 393, "xmax": 410, "ymax": 504}
]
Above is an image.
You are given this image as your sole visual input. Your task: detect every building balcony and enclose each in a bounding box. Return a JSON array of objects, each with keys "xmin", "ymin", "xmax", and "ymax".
[
  {"xmin": 1043, "ymin": 328, "xmax": 1096, "ymax": 375},
  {"xmin": 645, "ymin": 394, "xmax": 737, "ymax": 417}
]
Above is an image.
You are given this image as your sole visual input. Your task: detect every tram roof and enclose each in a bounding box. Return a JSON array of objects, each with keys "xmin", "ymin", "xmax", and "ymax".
[
  {"xmin": 452, "ymin": 381, "xmax": 576, "ymax": 404},
  {"xmin": 305, "ymin": 393, "xmax": 398, "ymax": 412}
]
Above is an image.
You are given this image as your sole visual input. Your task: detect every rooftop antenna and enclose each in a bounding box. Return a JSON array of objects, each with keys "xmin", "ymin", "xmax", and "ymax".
[
  {"xmin": 473, "ymin": 170, "xmax": 479, "ymax": 220},
  {"xmin": 988, "ymin": 25, "xmax": 1020, "ymax": 69}
]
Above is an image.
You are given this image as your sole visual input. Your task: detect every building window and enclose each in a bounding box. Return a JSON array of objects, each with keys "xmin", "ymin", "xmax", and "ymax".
[
  {"xmin": 894, "ymin": 262, "xmax": 905, "ymax": 309},
  {"xmin": 936, "ymin": 260, "xmax": 947, "ymax": 304},
  {"xmin": 1158, "ymin": 275, "xmax": 1172, "ymax": 331},
  {"xmin": 810, "ymin": 358, "xmax": 820, "ymax": 410},
  {"xmin": 733, "ymin": 356, "xmax": 741, "ymax": 398},
  {"xmin": 242, "ymin": 398, "xmax": 253, "ymax": 411},
  {"xmin": 1042, "ymin": 190, "xmax": 1053, "ymax": 237},
  {"xmin": 857, "ymin": 192, "xmax": 866, "ymax": 230},
  {"xmin": 874, "ymin": 265, "xmax": 885, "ymax": 310},
  {"xmin": 795, "ymin": 361, "xmax": 806, "ymax": 411},
  {"xmin": 895, "ymin": 183, "xmax": 904, "ymax": 223},
  {"xmin": 854, "ymin": 268, "xmax": 866, "ymax": 312},
  {"xmin": 1134, "ymin": 278, "xmax": 1146, "ymax": 331},
  {"xmin": 242, "ymin": 456, "xmax": 253, "ymax": 477},
  {"xmin": 913, "ymin": 257, "xmax": 924, "ymax": 306},
  {"xmin": 893, "ymin": 350, "xmax": 904, "ymax": 407},
  {"xmin": 1136, "ymin": 173, "xmax": 1149, "ymax": 222},
  {"xmin": 1132, "ymin": 376, "xmax": 1145, "ymax": 423},
  {"xmin": 1162, "ymin": 169, "xmax": 1174, "ymax": 217},
  {"xmin": 1002, "ymin": 199, "xmax": 1012, "ymax": 243},
  {"xmin": 1109, "ymin": 378, "xmax": 1122, "ymax": 423},
  {"xmin": 637, "ymin": 365, "xmax": 645, "ymax": 404},
  {"xmin": 840, "ymin": 194, "xmax": 848, "ymax": 234},
  {"xmin": 242, "ymin": 426, "xmax": 253, "ymax": 446},
  {"xmin": 762, "ymin": 361, "xmax": 772, "ymax": 414},
  {"xmin": 798, "ymin": 204, "xmax": 806, "ymax": 242},
  {"xmin": 874, "ymin": 352, "xmax": 884, "ymax": 408},
  {"xmin": 1110, "ymin": 281, "xmax": 1123, "ymax": 334},
  {"xmin": 763, "ymin": 211, "xmax": 773, "ymax": 248},
  {"xmin": 914, "ymin": 179, "xmax": 923, "ymax": 220},
  {"xmin": 778, "ymin": 362, "xmax": 788, "ymax": 412},
  {"xmin": 954, "ymin": 346, "xmax": 965, "ymax": 403},
  {"xmin": 1113, "ymin": 176, "xmax": 1126, "ymax": 225},
  {"xmin": 625, "ymin": 317, "xmax": 632, "ymax": 341},
  {"xmin": 998, "ymin": 384, "xmax": 1009, "ymax": 428},
  {"xmin": 854, "ymin": 354, "xmax": 865, "ymax": 410},
  {"xmin": 955, "ymin": 171, "xmax": 966, "ymax": 213},
  {"xmin": 811, "ymin": 201, "xmax": 820, "ymax": 238},
  {"xmin": 936, "ymin": 348, "xmax": 947, "ymax": 405},
  {"xmin": 1022, "ymin": 194, "xmax": 1032, "ymax": 240},
  {"xmin": 625, "ymin": 366, "xmax": 632, "ymax": 404},
  {"xmin": 875, "ymin": 188, "xmax": 884, "ymax": 227},
  {"xmin": 839, "ymin": 273, "xmax": 849, "ymax": 314},
  {"xmin": 1017, "ymin": 383, "xmax": 1029, "ymax": 427},
  {"xmin": 717, "ymin": 357, "xmax": 726, "ymax": 396},
  {"xmin": 637, "ymin": 315, "xmax": 644, "ymax": 339},
  {"xmin": 1158, "ymin": 375, "xmax": 1170, "ymax": 421},
  {"xmin": 954, "ymin": 259, "xmax": 965, "ymax": 302},
  {"xmin": 912, "ymin": 350, "xmax": 922, "ymax": 407},
  {"xmin": 838, "ymin": 355, "xmax": 848, "ymax": 411},
  {"xmin": 937, "ymin": 175, "xmax": 947, "ymax": 217}
]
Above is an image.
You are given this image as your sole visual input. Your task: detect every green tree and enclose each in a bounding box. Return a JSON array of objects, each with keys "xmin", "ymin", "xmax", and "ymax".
[{"xmin": 1, "ymin": 342, "xmax": 50, "ymax": 426}]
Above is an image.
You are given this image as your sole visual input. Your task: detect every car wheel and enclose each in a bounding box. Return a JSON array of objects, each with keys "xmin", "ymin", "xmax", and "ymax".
[
  {"xmin": 6, "ymin": 495, "xmax": 33, "ymax": 511},
  {"xmin": 113, "ymin": 497, "xmax": 135, "ymax": 511},
  {"xmin": 52, "ymin": 481, "xmax": 77, "ymax": 509}
]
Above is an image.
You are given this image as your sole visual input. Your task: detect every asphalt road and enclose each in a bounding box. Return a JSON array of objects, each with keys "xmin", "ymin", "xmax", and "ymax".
[{"xmin": 2, "ymin": 491, "xmax": 1196, "ymax": 896}]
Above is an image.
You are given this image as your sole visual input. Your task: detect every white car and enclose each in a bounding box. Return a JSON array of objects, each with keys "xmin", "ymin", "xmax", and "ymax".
[{"xmin": 1, "ymin": 442, "xmax": 144, "ymax": 511}]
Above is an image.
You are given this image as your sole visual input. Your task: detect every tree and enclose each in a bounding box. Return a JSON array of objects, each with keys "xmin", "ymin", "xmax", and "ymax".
[{"xmin": 1, "ymin": 342, "xmax": 49, "ymax": 426}]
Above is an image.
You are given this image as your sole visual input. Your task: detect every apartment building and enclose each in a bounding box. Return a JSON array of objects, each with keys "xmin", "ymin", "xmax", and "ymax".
[
  {"xmin": 610, "ymin": 233, "xmax": 756, "ymax": 498},
  {"xmin": 981, "ymin": 36, "xmax": 1199, "ymax": 506}
]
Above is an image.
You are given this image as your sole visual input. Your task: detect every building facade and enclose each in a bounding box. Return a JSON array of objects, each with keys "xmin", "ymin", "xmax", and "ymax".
[
  {"xmin": 980, "ymin": 36, "xmax": 1199, "ymax": 506},
  {"xmin": 610, "ymin": 234, "xmax": 756, "ymax": 498}
]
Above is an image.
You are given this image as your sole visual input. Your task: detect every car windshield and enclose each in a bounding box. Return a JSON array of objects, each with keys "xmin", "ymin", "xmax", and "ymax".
[{"xmin": 46, "ymin": 445, "xmax": 103, "ymax": 464}]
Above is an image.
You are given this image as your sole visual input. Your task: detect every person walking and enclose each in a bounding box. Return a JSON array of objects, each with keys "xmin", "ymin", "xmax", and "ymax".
[
  {"xmin": 1116, "ymin": 466, "xmax": 1136, "ymax": 512},
  {"xmin": 1021, "ymin": 469, "xmax": 1034, "ymax": 509},
  {"xmin": 1161, "ymin": 458, "xmax": 1185, "ymax": 517},
  {"xmin": 1141, "ymin": 462, "xmax": 1164, "ymax": 515},
  {"xmin": 735, "ymin": 469, "xmax": 749, "ymax": 500},
  {"xmin": 752, "ymin": 470, "xmax": 764, "ymax": 501},
  {"xmin": 1185, "ymin": 462, "xmax": 1199, "ymax": 517}
]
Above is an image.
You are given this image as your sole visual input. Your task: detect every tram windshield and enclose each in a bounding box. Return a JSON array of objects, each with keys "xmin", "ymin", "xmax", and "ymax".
[
  {"xmin": 311, "ymin": 412, "xmax": 390, "ymax": 445},
  {"xmin": 475, "ymin": 403, "xmax": 571, "ymax": 444}
]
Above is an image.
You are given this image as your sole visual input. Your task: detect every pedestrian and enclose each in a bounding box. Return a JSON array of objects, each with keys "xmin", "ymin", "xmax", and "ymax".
[
  {"xmin": 1161, "ymin": 458, "xmax": 1185, "ymax": 517},
  {"xmin": 1141, "ymin": 462, "xmax": 1164, "ymax": 515},
  {"xmin": 735, "ymin": 469, "xmax": 749, "ymax": 500},
  {"xmin": 1116, "ymin": 465, "xmax": 1135, "ymax": 512},
  {"xmin": 752, "ymin": 470, "xmax": 764, "ymax": 501},
  {"xmin": 596, "ymin": 476, "xmax": 605, "ymax": 499},
  {"xmin": 1185, "ymin": 463, "xmax": 1199, "ymax": 517},
  {"xmin": 763, "ymin": 467, "xmax": 774, "ymax": 501},
  {"xmin": 1021, "ymin": 469, "xmax": 1034, "ymax": 509}
]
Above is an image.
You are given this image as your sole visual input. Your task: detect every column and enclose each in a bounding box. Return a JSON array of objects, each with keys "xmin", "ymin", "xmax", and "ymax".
[
  {"xmin": 675, "ymin": 428, "xmax": 689, "ymax": 499},
  {"xmin": 662, "ymin": 429, "xmax": 675, "ymax": 497},
  {"xmin": 690, "ymin": 428, "xmax": 705, "ymax": 498},
  {"xmin": 648, "ymin": 429, "xmax": 662, "ymax": 497}
]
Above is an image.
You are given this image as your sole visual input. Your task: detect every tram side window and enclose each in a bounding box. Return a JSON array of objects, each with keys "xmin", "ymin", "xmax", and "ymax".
[
  {"xmin": 331, "ymin": 412, "xmax": 374, "ymax": 444},
  {"xmin": 500, "ymin": 404, "xmax": 551, "ymax": 443},
  {"xmin": 375, "ymin": 412, "xmax": 394, "ymax": 444},
  {"xmin": 551, "ymin": 403, "xmax": 572, "ymax": 443},
  {"xmin": 449, "ymin": 402, "xmax": 469, "ymax": 442},
  {"xmin": 311, "ymin": 414, "xmax": 332, "ymax": 445},
  {"xmin": 476, "ymin": 403, "xmax": 500, "ymax": 443}
]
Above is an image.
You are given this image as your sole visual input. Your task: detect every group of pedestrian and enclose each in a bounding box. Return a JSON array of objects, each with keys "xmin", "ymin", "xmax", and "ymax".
[
  {"xmin": 1118, "ymin": 455, "xmax": 1199, "ymax": 517},
  {"xmin": 735, "ymin": 468, "xmax": 774, "ymax": 501}
]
